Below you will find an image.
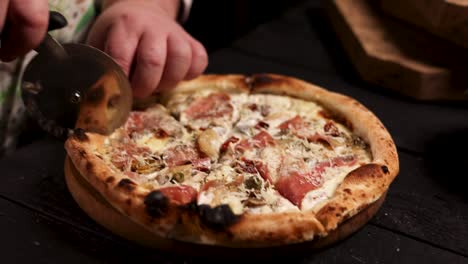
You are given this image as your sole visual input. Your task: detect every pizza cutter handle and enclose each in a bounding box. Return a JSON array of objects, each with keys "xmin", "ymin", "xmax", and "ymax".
[
  {"xmin": 0, "ymin": 11, "xmax": 68, "ymax": 59},
  {"xmin": 33, "ymin": 11, "xmax": 69, "ymax": 60}
]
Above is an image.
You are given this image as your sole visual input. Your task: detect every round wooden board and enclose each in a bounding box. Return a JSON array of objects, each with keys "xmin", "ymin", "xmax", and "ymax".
[{"xmin": 64, "ymin": 156, "xmax": 387, "ymax": 258}]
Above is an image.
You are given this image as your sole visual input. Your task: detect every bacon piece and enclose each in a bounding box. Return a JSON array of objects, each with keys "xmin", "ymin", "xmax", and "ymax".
[
  {"xmin": 165, "ymin": 145, "xmax": 210, "ymax": 171},
  {"xmin": 252, "ymin": 130, "xmax": 275, "ymax": 147},
  {"xmin": 278, "ymin": 116, "xmax": 340, "ymax": 148},
  {"xmin": 220, "ymin": 136, "xmax": 240, "ymax": 153},
  {"xmin": 239, "ymin": 158, "xmax": 272, "ymax": 183},
  {"xmin": 125, "ymin": 112, "xmax": 145, "ymax": 135},
  {"xmin": 185, "ymin": 93, "xmax": 233, "ymax": 120},
  {"xmin": 239, "ymin": 158, "xmax": 258, "ymax": 174},
  {"xmin": 110, "ymin": 142, "xmax": 151, "ymax": 171},
  {"xmin": 125, "ymin": 112, "xmax": 174, "ymax": 138},
  {"xmin": 278, "ymin": 115, "xmax": 304, "ymax": 130},
  {"xmin": 255, "ymin": 161, "xmax": 271, "ymax": 183},
  {"xmin": 159, "ymin": 185, "xmax": 197, "ymax": 205},
  {"xmin": 314, "ymin": 155, "xmax": 357, "ymax": 172},
  {"xmin": 235, "ymin": 131, "xmax": 276, "ymax": 153},
  {"xmin": 201, "ymin": 180, "xmax": 222, "ymax": 192},
  {"xmin": 192, "ymin": 157, "xmax": 211, "ymax": 172},
  {"xmin": 275, "ymin": 171, "xmax": 321, "ymax": 206},
  {"xmin": 234, "ymin": 139, "xmax": 252, "ymax": 153},
  {"xmin": 324, "ymin": 121, "xmax": 340, "ymax": 137},
  {"xmin": 274, "ymin": 155, "xmax": 357, "ymax": 207}
]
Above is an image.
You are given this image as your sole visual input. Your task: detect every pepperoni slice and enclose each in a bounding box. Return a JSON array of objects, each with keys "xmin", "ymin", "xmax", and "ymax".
[
  {"xmin": 185, "ymin": 93, "xmax": 233, "ymax": 120},
  {"xmin": 159, "ymin": 185, "xmax": 198, "ymax": 205},
  {"xmin": 165, "ymin": 145, "xmax": 211, "ymax": 171}
]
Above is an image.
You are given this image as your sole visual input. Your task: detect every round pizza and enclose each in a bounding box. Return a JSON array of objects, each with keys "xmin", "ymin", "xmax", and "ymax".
[{"xmin": 64, "ymin": 74, "xmax": 399, "ymax": 249}]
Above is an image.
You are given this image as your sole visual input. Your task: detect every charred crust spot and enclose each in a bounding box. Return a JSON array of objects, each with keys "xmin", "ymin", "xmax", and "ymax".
[
  {"xmin": 198, "ymin": 204, "xmax": 240, "ymax": 230},
  {"xmin": 117, "ymin": 179, "xmax": 136, "ymax": 192},
  {"xmin": 343, "ymin": 188, "xmax": 352, "ymax": 194},
  {"xmin": 73, "ymin": 128, "xmax": 88, "ymax": 141},
  {"xmin": 183, "ymin": 200, "xmax": 199, "ymax": 212},
  {"xmin": 381, "ymin": 165, "xmax": 389, "ymax": 174},
  {"xmin": 144, "ymin": 191, "xmax": 169, "ymax": 217},
  {"xmin": 105, "ymin": 176, "xmax": 115, "ymax": 183},
  {"xmin": 85, "ymin": 85, "xmax": 105, "ymax": 105},
  {"xmin": 247, "ymin": 74, "xmax": 279, "ymax": 90},
  {"xmin": 253, "ymin": 74, "xmax": 274, "ymax": 84},
  {"xmin": 327, "ymin": 206, "xmax": 336, "ymax": 212}
]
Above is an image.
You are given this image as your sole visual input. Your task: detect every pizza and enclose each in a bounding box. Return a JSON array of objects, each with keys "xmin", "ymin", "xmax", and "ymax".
[{"xmin": 64, "ymin": 74, "xmax": 399, "ymax": 249}]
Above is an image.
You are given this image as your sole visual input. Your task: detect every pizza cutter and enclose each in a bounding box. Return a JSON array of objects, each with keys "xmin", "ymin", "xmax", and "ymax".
[{"xmin": 19, "ymin": 11, "xmax": 132, "ymax": 139}]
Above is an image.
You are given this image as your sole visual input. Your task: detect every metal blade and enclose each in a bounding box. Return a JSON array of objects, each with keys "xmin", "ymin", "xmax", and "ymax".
[{"xmin": 22, "ymin": 43, "xmax": 132, "ymax": 138}]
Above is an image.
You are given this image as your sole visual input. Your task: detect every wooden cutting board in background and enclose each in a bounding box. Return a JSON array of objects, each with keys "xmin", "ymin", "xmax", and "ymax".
[
  {"xmin": 380, "ymin": 0, "xmax": 468, "ymax": 49},
  {"xmin": 325, "ymin": 0, "xmax": 468, "ymax": 101}
]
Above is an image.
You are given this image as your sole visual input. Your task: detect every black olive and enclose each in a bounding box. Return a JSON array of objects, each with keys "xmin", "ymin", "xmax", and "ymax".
[
  {"xmin": 144, "ymin": 191, "xmax": 169, "ymax": 217},
  {"xmin": 198, "ymin": 204, "xmax": 240, "ymax": 230}
]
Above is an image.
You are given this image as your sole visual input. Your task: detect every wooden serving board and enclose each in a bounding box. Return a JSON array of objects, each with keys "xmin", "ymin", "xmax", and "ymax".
[
  {"xmin": 380, "ymin": 0, "xmax": 468, "ymax": 49},
  {"xmin": 64, "ymin": 156, "xmax": 386, "ymax": 258},
  {"xmin": 325, "ymin": 0, "xmax": 468, "ymax": 101}
]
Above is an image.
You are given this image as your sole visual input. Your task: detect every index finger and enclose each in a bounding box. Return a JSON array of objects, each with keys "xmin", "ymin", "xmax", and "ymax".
[
  {"xmin": 0, "ymin": 1, "xmax": 9, "ymax": 33},
  {"xmin": 0, "ymin": 0, "xmax": 49, "ymax": 61}
]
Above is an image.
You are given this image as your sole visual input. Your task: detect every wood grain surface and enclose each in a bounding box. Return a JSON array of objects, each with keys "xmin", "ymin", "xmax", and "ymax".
[
  {"xmin": 325, "ymin": 0, "xmax": 468, "ymax": 101},
  {"xmin": 380, "ymin": 0, "xmax": 468, "ymax": 49}
]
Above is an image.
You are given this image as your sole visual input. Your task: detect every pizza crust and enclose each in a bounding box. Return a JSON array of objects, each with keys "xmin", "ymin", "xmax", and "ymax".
[
  {"xmin": 64, "ymin": 156, "xmax": 387, "ymax": 255},
  {"xmin": 65, "ymin": 73, "xmax": 399, "ymax": 247}
]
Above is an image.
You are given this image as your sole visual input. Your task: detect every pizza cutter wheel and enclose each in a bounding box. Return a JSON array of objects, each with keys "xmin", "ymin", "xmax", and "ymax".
[{"xmin": 20, "ymin": 11, "xmax": 132, "ymax": 139}]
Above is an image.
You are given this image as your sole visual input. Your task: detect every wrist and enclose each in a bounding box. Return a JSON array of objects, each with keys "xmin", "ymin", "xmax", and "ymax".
[{"xmin": 101, "ymin": 0, "xmax": 180, "ymax": 19}]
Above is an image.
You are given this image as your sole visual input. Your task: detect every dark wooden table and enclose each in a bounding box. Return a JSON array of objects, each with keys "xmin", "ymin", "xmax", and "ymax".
[{"xmin": 1, "ymin": 1, "xmax": 467, "ymax": 263}]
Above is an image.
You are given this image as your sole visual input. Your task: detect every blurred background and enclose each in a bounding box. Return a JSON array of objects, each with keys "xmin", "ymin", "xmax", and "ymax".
[{"xmin": 184, "ymin": 0, "xmax": 307, "ymax": 52}]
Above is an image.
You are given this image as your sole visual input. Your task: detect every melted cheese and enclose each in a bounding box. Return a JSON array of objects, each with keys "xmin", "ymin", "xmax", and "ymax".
[
  {"xmin": 135, "ymin": 134, "xmax": 168, "ymax": 153},
  {"xmin": 100, "ymin": 91, "xmax": 373, "ymax": 215}
]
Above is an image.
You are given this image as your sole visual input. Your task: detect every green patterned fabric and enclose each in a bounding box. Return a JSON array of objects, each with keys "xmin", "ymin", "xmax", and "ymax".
[{"xmin": 0, "ymin": 0, "xmax": 96, "ymax": 156}]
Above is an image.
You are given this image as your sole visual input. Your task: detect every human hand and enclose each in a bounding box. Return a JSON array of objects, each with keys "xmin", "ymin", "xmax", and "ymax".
[
  {"xmin": 0, "ymin": 0, "xmax": 49, "ymax": 61},
  {"xmin": 87, "ymin": 0, "xmax": 208, "ymax": 98}
]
